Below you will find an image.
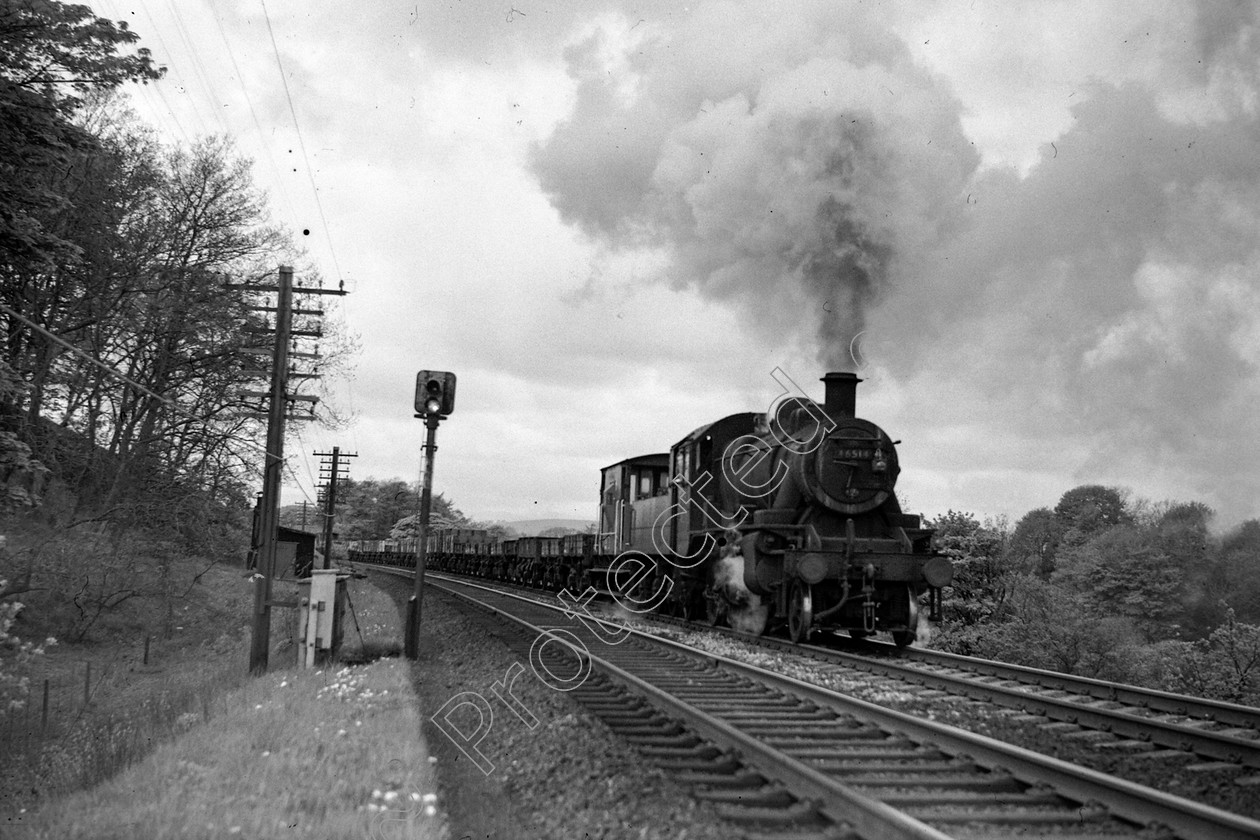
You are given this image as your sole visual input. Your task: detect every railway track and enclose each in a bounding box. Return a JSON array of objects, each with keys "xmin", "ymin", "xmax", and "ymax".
[
  {"xmin": 396, "ymin": 566, "xmax": 1260, "ymax": 774},
  {"xmin": 636, "ymin": 604, "xmax": 1260, "ymax": 773},
  {"xmin": 364, "ymin": 564, "xmax": 1260, "ymax": 839}
]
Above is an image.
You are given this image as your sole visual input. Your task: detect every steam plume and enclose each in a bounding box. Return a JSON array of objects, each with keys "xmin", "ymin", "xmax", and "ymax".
[{"xmin": 530, "ymin": 4, "xmax": 977, "ymax": 367}]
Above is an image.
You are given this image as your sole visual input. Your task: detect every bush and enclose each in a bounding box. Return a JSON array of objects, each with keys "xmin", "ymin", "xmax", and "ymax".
[{"xmin": 1, "ymin": 577, "xmax": 57, "ymax": 712}]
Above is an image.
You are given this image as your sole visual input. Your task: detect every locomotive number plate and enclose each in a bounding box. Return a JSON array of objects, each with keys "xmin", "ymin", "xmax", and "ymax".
[{"xmin": 832, "ymin": 448, "xmax": 876, "ymax": 460}]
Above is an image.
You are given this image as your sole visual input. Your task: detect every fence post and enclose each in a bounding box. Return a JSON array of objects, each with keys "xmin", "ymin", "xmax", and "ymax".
[
  {"xmin": 41, "ymin": 679, "xmax": 49, "ymax": 733},
  {"xmin": 83, "ymin": 662, "xmax": 91, "ymax": 708}
]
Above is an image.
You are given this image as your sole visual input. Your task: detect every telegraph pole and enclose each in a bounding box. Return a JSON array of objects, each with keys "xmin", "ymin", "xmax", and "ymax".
[
  {"xmin": 314, "ymin": 446, "xmax": 356, "ymax": 569},
  {"xmin": 233, "ymin": 265, "xmax": 346, "ymax": 675},
  {"xmin": 249, "ymin": 266, "xmax": 293, "ymax": 675}
]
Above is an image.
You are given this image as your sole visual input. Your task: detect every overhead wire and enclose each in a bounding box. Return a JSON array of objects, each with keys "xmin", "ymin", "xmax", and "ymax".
[
  {"xmin": 292, "ymin": 421, "xmax": 323, "ymax": 503},
  {"xmin": 258, "ymin": 0, "xmax": 345, "ymax": 285},
  {"xmin": 251, "ymin": 0, "xmax": 356, "ymax": 472},
  {"xmin": 92, "ymin": 0, "xmax": 193, "ymax": 144},
  {"xmin": 164, "ymin": 0, "xmax": 233, "ymax": 136},
  {"xmin": 137, "ymin": 1, "xmax": 213, "ymax": 137},
  {"xmin": 207, "ymin": 3, "xmax": 301, "ymax": 226}
]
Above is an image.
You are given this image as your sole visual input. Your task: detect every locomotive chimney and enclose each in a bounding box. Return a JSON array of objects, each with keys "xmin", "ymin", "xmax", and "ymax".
[{"xmin": 822, "ymin": 371, "xmax": 861, "ymax": 416}]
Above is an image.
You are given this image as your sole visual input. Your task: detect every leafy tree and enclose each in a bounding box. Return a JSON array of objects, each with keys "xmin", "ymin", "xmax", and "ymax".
[
  {"xmin": 0, "ymin": 358, "xmax": 47, "ymax": 508},
  {"xmin": 932, "ymin": 573, "xmax": 1145, "ymax": 677},
  {"xmin": 1, "ymin": 575, "xmax": 56, "ymax": 712},
  {"xmin": 1154, "ymin": 502, "xmax": 1216, "ymax": 634},
  {"xmin": 0, "ymin": 0, "xmax": 162, "ymax": 271},
  {"xmin": 1053, "ymin": 484, "xmax": 1132, "ymax": 549},
  {"xmin": 1053, "ymin": 524, "xmax": 1187, "ymax": 640},
  {"xmin": 1207, "ymin": 520, "xmax": 1260, "ymax": 625},
  {"xmin": 389, "ymin": 505, "xmax": 471, "ymax": 539},
  {"xmin": 929, "ymin": 510, "xmax": 1009, "ymax": 626},
  {"xmin": 2, "ymin": 6, "xmax": 320, "ymax": 544},
  {"xmin": 1005, "ymin": 507, "xmax": 1061, "ymax": 577},
  {"xmin": 1158, "ymin": 610, "xmax": 1260, "ymax": 704},
  {"xmin": 325, "ymin": 477, "xmax": 468, "ymax": 540}
]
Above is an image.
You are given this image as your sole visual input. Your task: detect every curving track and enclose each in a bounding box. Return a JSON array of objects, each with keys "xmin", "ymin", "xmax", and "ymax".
[
  {"xmin": 361, "ymin": 564, "xmax": 1260, "ymax": 839},
  {"xmin": 639, "ymin": 606, "xmax": 1260, "ymax": 773}
]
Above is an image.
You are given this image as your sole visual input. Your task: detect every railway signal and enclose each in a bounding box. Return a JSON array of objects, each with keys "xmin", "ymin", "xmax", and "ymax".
[
  {"xmin": 415, "ymin": 370, "xmax": 456, "ymax": 417},
  {"xmin": 406, "ymin": 369, "xmax": 457, "ymax": 658}
]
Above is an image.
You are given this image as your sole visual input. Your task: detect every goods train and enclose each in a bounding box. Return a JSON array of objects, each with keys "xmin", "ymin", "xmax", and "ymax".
[{"xmin": 348, "ymin": 371, "xmax": 953, "ymax": 647}]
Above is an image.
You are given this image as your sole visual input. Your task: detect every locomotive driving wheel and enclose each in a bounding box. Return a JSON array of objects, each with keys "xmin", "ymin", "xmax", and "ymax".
[
  {"xmin": 890, "ymin": 584, "xmax": 920, "ymax": 648},
  {"xmin": 787, "ymin": 579, "xmax": 813, "ymax": 643}
]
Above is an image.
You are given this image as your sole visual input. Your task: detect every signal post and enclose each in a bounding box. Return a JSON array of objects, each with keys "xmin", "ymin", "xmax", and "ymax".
[{"xmin": 405, "ymin": 370, "xmax": 456, "ymax": 659}]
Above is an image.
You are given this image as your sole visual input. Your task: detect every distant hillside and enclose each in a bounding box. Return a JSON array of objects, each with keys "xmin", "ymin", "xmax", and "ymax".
[{"xmin": 496, "ymin": 518, "xmax": 595, "ymax": 536}]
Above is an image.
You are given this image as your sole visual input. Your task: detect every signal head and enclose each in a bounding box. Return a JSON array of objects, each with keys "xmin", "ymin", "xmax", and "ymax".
[{"xmin": 415, "ymin": 370, "xmax": 456, "ymax": 417}]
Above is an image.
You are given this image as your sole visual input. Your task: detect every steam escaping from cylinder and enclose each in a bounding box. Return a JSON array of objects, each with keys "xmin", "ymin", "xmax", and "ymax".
[
  {"xmin": 713, "ymin": 544, "xmax": 770, "ymax": 635},
  {"xmin": 914, "ymin": 612, "xmax": 932, "ymax": 647}
]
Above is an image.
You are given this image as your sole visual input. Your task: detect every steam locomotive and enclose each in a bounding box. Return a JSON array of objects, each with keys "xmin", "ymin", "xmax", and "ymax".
[{"xmin": 348, "ymin": 371, "xmax": 952, "ymax": 646}]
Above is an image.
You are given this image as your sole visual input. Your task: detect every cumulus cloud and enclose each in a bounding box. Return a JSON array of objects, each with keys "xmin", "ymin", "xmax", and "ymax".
[{"xmin": 880, "ymin": 50, "xmax": 1260, "ymax": 522}]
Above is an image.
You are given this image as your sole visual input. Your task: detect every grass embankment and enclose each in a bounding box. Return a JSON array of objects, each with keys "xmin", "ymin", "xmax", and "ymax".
[
  {"xmin": 1, "ymin": 549, "xmax": 273, "ymax": 815},
  {"xmin": 7, "ymin": 574, "xmax": 443, "ymax": 840}
]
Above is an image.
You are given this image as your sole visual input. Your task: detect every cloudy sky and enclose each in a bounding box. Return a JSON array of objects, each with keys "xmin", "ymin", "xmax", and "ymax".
[{"xmin": 92, "ymin": 0, "xmax": 1260, "ymax": 529}]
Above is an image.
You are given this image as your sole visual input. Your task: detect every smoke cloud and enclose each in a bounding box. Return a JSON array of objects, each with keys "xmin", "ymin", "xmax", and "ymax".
[
  {"xmin": 530, "ymin": 4, "xmax": 978, "ymax": 368},
  {"xmin": 530, "ymin": 0, "xmax": 1260, "ymax": 523}
]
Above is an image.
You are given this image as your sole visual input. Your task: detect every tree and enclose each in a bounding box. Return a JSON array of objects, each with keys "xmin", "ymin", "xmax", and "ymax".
[
  {"xmin": 1053, "ymin": 522, "xmax": 1188, "ymax": 640},
  {"xmin": 1053, "ymin": 484, "xmax": 1132, "ymax": 548},
  {"xmin": 929, "ymin": 510, "xmax": 1009, "ymax": 626},
  {"xmin": 0, "ymin": 357, "xmax": 47, "ymax": 508},
  {"xmin": 1154, "ymin": 502, "xmax": 1216, "ymax": 634},
  {"xmin": 1, "ymin": 576, "xmax": 56, "ymax": 711},
  {"xmin": 0, "ymin": 0, "xmax": 163, "ymax": 271},
  {"xmin": 4, "ymin": 95, "xmax": 306, "ymax": 540},
  {"xmin": 1158, "ymin": 610, "xmax": 1260, "ymax": 704},
  {"xmin": 1207, "ymin": 520, "xmax": 1260, "ymax": 625},
  {"xmin": 1005, "ymin": 507, "xmax": 1062, "ymax": 577},
  {"xmin": 325, "ymin": 477, "xmax": 469, "ymax": 540},
  {"xmin": 1, "ymin": 8, "xmax": 290, "ymax": 538},
  {"xmin": 978, "ymin": 574, "xmax": 1145, "ymax": 678}
]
